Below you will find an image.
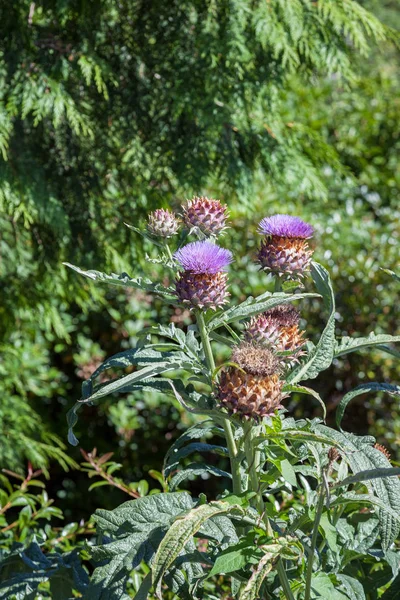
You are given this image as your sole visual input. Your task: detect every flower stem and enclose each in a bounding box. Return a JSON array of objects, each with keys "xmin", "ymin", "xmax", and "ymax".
[
  {"xmin": 164, "ymin": 243, "xmax": 174, "ymax": 262},
  {"xmin": 304, "ymin": 480, "xmax": 326, "ymax": 600},
  {"xmin": 274, "ymin": 277, "xmax": 282, "ymax": 293},
  {"xmin": 195, "ymin": 310, "xmax": 242, "ymax": 494}
]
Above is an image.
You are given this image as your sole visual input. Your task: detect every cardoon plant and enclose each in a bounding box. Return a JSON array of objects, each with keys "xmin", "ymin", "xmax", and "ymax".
[{"xmin": 64, "ymin": 204, "xmax": 400, "ymax": 600}]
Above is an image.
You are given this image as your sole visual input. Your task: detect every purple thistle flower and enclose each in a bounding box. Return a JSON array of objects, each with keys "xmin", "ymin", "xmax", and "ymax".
[
  {"xmin": 174, "ymin": 241, "xmax": 233, "ymax": 274},
  {"xmin": 258, "ymin": 215, "xmax": 314, "ymax": 239}
]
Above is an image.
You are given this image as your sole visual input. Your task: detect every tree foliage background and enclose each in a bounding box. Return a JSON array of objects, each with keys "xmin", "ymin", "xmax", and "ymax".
[{"xmin": 1, "ymin": 0, "xmax": 399, "ymax": 519}]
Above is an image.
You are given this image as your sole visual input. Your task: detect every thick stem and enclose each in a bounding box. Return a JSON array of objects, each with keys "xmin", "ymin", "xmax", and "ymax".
[
  {"xmin": 243, "ymin": 423, "xmax": 263, "ymax": 514},
  {"xmin": 195, "ymin": 311, "xmax": 242, "ymax": 494},
  {"xmin": 304, "ymin": 482, "xmax": 326, "ymax": 600}
]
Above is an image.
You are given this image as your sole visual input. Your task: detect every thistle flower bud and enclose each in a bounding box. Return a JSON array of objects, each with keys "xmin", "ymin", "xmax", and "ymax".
[
  {"xmin": 174, "ymin": 241, "xmax": 233, "ymax": 310},
  {"xmin": 217, "ymin": 343, "xmax": 287, "ymax": 421},
  {"xmin": 182, "ymin": 196, "xmax": 228, "ymax": 236},
  {"xmin": 147, "ymin": 209, "xmax": 179, "ymax": 238},
  {"xmin": 257, "ymin": 214, "xmax": 314, "ymax": 278},
  {"xmin": 245, "ymin": 305, "xmax": 306, "ymax": 363}
]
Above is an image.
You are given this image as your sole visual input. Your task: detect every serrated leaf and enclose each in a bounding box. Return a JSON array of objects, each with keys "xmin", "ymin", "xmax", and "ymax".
[
  {"xmin": 287, "ymin": 262, "xmax": 335, "ymax": 384},
  {"xmin": 152, "ymin": 501, "xmax": 244, "ymax": 597},
  {"xmin": 334, "ymin": 333, "xmax": 400, "ymax": 358},
  {"xmin": 64, "ymin": 263, "xmax": 176, "ymax": 301},
  {"xmin": 333, "ymin": 467, "xmax": 400, "ymax": 489},
  {"xmin": 80, "ymin": 361, "xmax": 183, "ymax": 404},
  {"xmin": 207, "ymin": 291, "xmax": 319, "ymax": 331},
  {"xmin": 336, "ymin": 383, "xmax": 400, "ymax": 429},
  {"xmin": 317, "ymin": 426, "xmax": 400, "ymax": 550}
]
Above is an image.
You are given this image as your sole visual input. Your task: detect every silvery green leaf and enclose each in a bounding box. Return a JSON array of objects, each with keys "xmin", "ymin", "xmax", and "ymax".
[
  {"xmin": 287, "ymin": 262, "xmax": 335, "ymax": 384},
  {"xmin": 207, "ymin": 291, "xmax": 319, "ymax": 331},
  {"xmin": 151, "ymin": 501, "xmax": 244, "ymax": 598},
  {"xmin": 87, "ymin": 493, "xmax": 194, "ymax": 600},
  {"xmin": 64, "ymin": 262, "xmax": 176, "ymax": 301},
  {"xmin": 336, "ymin": 383, "xmax": 400, "ymax": 429},
  {"xmin": 334, "ymin": 333, "xmax": 400, "ymax": 358},
  {"xmin": 169, "ymin": 463, "xmax": 232, "ymax": 491},
  {"xmin": 164, "ymin": 442, "xmax": 228, "ymax": 477}
]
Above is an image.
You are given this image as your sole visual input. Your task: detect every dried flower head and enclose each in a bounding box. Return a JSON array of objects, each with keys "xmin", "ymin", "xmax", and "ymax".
[
  {"xmin": 174, "ymin": 241, "xmax": 232, "ymax": 309},
  {"xmin": 257, "ymin": 214, "xmax": 314, "ymax": 278},
  {"xmin": 231, "ymin": 343, "xmax": 280, "ymax": 377},
  {"xmin": 258, "ymin": 215, "xmax": 314, "ymax": 239},
  {"xmin": 182, "ymin": 196, "xmax": 228, "ymax": 236},
  {"xmin": 174, "ymin": 241, "xmax": 233, "ymax": 274},
  {"xmin": 147, "ymin": 209, "xmax": 180, "ymax": 238}
]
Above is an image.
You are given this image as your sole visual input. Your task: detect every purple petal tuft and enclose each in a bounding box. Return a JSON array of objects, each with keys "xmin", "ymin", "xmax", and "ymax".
[
  {"xmin": 258, "ymin": 214, "xmax": 314, "ymax": 239},
  {"xmin": 174, "ymin": 241, "xmax": 233, "ymax": 274}
]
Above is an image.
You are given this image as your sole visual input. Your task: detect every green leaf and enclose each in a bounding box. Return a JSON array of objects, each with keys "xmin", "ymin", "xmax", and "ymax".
[
  {"xmin": 238, "ymin": 546, "xmax": 281, "ymax": 600},
  {"xmin": 151, "ymin": 501, "xmax": 244, "ymax": 597},
  {"xmin": 133, "ymin": 572, "xmax": 153, "ymax": 600},
  {"xmin": 283, "ymin": 383, "xmax": 326, "ymax": 419},
  {"xmin": 209, "ymin": 544, "xmax": 260, "ymax": 577},
  {"xmin": 163, "ymin": 422, "xmax": 224, "ymax": 472},
  {"xmin": 380, "ymin": 572, "xmax": 400, "ymax": 599},
  {"xmin": 336, "ymin": 574, "xmax": 366, "ymax": 600},
  {"xmin": 64, "ymin": 263, "xmax": 176, "ymax": 301},
  {"xmin": 309, "ymin": 573, "xmax": 351, "ymax": 600},
  {"xmin": 287, "ymin": 262, "xmax": 336, "ymax": 384},
  {"xmin": 336, "ymin": 383, "xmax": 400, "ymax": 429},
  {"xmin": 332, "ymin": 467, "xmax": 400, "ymax": 489},
  {"xmin": 169, "ymin": 463, "xmax": 231, "ymax": 491},
  {"xmin": 164, "ymin": 442, "xmax": 229, "ymax": 477},
  {"xmin": 279, "ymin": 459, "xmax": 297, "ymax": 487},
  {"xmin": 334, "ymin": 333, "xmax": 400, "ymax": 358},
  {"xmin": 207, "ymin": 291, "xmax": 319, "ymax": 331},
  {"xmin": 319, "ymin": 513, "xmax": 339, "ymax": 554},
  {"xmin": 87, "ymin": 492, "xmax": 194, "ymax": 600},
  {"xmin": 80, "ymin": 361, "xmax": 183, "ymax": 403}
]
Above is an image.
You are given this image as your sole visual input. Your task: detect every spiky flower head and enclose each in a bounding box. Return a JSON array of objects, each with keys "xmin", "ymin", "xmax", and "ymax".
[
  {"xmin": 147, "ymin": 209, "xmax": 179, "ymax": 238},
  {"xmin": 174, "ymin": 241, "xmax": 233, "ymax": 310},
  {"xmin": 257, "ymin": 214, "xmax": 314, "ymax": 278},
  {"xmin": 182, "ymin": 196, "xmax": 228, "ymax": 236},
  {"xmin": 245, "ymin": 305, "xmax": 306, "ymax": 364},
  {"xmin": 217, "ymin": 343, "xmax": 286, "ymax": 421}
]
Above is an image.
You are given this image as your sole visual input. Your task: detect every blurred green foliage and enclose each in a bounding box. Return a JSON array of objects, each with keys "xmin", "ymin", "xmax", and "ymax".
[{"xmin": 0, "ymin": 0, "xmax": 399, "ymax": 529}]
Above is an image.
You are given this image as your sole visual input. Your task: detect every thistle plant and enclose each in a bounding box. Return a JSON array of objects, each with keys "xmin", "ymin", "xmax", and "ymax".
[{"xmin": 59, "ymin": 201, "xmax": 400, "ymax": 599}]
